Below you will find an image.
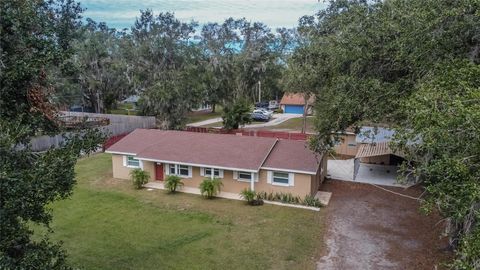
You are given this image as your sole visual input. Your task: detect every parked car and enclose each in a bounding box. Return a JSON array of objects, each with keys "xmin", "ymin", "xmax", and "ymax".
[
  {"xmin": 251, "ymin": 111, "xmax": 271, "ymax": 122},
  {"xmin": 253, "ymin": 108, "xmax": 273, "ymax": 117},
  {"xmin": 254, "ymin": 101, "xmax": 269, "ymax": 109},
  {"xmin": 268, "ymin": 100, "xmax": 279, "ymax": 110}
]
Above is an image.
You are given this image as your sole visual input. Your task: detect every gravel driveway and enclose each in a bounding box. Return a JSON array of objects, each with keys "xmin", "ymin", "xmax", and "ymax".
[{"xmin": 317, "ymin": 180, "xmax": 450, "ymax": 270}]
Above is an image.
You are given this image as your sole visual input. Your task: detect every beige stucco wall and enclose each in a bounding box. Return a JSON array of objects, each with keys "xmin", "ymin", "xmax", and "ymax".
[
  {"xmin": 111, "ymin": 154, "xmax": 155, "ymax": 181},
  {"xmin": 111, "ymin": 154, "xmax": 319, "ymax": 197},
  {"xmin": 334, "ymin": 134, "xmax": 358, "ymax": 157}
]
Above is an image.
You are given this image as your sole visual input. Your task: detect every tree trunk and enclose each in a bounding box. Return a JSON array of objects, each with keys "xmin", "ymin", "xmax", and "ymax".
[{"xmin": 212, "ymin": 103, "xmax": 216, "ymax": 113}]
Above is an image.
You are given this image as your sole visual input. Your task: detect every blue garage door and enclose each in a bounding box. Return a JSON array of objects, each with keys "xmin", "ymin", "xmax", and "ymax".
[{"xmin": 284, "ymin": 105, "xmax": 304, "ymax": 114}]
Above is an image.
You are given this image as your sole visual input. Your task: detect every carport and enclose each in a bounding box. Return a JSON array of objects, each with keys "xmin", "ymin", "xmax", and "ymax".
[{"xmin": 353, "ymin": 141, "xmax": 404, "ymax": 181}]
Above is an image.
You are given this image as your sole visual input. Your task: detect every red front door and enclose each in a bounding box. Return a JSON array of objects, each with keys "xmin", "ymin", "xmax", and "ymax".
[{"xmin": 155, "ymin": 163, "xmax": 164, "ymax": 181}]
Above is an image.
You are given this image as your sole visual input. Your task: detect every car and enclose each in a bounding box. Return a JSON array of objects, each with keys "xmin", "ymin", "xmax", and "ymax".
[
  {"xmin": 253, "ymin": 108, "xmax": 273, "ymax": 117},
  {"xmin": 251, "ymin": 112, "xmax": 271, "ymax": 122},
  {"xmin": 254, "ymin": 101, "xmax": 269, "ymax": 109}
]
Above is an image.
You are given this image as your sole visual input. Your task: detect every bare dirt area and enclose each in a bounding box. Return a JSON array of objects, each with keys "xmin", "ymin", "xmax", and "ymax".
[{"xmin": 317, "ymin": 180, "xmax": 451, "ymax": 270}]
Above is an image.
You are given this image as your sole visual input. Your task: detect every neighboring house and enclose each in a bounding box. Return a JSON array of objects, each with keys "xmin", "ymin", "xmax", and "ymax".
[
  {"xmin": 335, "ymin": 126, "xmax": 396, "ymax": 159},
  {"xmin": 191, "ymin": 102, "xmax": 212, "ymax": 112},
  {"xmin": 105, "ymin": 129, "xmax": 327, "ymax": 197},
  {"xmin": 279, "ymin": 93, "xmax": 315, "ymax": 114},
  {"xmin": 121, "ymin": 95, "xmax": 140, "ymax": 104}
]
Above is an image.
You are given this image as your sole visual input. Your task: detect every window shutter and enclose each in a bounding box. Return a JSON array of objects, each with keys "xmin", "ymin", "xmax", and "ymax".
[
  {"xmin": 139, "ymin": 160, "xmax": 144, "ymax": 170},
  {"xmin": 219, "ymin": 169, "xmax": 224, "ymax": 178},
  {"xmin": 254, "ymin": 172, "xmax": 259, "ymax": 182},
  {"xmin": 188, "ymin": 166, "xmax": 192, "ymax": 178},
  {"xmin": 165, "ymin": 164, "xmax": 170, "ymax": 176},
  {"xmin": 288, "ymin": 173, "xmax": 295, "ymax": 186},
  {"xmin": 267, "ymin": 171, "xmax": 272, "ymax": 184},
  {"xmin": 233, "ymin": 171, "xmax": 238, "ymax": 180},
  {"xmin": 122, "ymin": 156, "xmax": 127, "ymax": 167},
  {"xmin": 200, "ymin": 167, "xmax": 205, "ymax": 176}
]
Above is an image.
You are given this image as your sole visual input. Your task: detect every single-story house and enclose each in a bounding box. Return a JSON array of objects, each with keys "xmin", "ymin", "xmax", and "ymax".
[
  {"xmin": 279, "ymin": 93, "xmax": 315, "ymax": 114},
  {"xmin": 105, "ymin": 129, "xmax": 327, "ymax": 197}
]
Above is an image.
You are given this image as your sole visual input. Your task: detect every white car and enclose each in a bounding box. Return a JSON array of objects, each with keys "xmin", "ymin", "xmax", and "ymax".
[{"xmin": 253, "ymin": 108, "xmax": 273, "ymax": 117}]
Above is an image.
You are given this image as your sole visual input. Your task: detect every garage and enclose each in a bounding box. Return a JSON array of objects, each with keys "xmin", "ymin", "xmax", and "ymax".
[{"xmin": 284, "ymin": 105, "xmax": 305, "ymax": 114}]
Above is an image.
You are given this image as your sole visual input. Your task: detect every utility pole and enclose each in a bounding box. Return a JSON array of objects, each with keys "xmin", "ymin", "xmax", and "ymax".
[{"xmin": 258, "ymin": 81, "xmax": 261, "ymax": 103}]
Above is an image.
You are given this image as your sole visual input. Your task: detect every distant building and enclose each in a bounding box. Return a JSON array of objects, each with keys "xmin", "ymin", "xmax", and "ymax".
[{"xmin": 279, "ymin": 93, "xmax": 315, "ymax": 114}]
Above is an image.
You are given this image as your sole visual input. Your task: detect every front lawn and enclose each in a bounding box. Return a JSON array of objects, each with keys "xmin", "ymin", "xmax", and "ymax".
[{"xmin": 36, "ymin": 154, "xmax": 325, "ymax": 270}]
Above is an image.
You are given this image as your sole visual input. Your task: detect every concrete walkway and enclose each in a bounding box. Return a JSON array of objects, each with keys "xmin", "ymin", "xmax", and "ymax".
[
  {"xmin": 186, "ymin": 113, "xmax": 303, "ymax": 128},
  {"xmin": 327, "ymin": 159, "xmax": 410, "ymax": 187}
]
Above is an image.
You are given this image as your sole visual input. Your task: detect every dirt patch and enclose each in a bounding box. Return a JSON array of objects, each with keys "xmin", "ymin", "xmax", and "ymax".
[{"xmin": 317, "ymin": 180, "xmax": 451, "ymax": 270}]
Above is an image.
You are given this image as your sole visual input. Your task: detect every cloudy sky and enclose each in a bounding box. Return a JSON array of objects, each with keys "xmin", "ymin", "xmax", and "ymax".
[{"xmin": 80, "ymin": 0, "xmax": 327, "ymax": 30}]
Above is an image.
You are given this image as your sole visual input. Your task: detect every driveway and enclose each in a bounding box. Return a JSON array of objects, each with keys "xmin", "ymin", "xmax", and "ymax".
[
  {"xmin": 187, "ymin": 113, "xmax": 302, "ymax": 128},
  {"xmin": 317, "ymin": 180, "xmax": 450, "ymax": 270}
]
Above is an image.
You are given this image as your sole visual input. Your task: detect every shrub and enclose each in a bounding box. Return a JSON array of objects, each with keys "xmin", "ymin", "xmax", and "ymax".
[
  {"xmin": 164, "ymin": 175, "xmax": 184, "ymax": 193},
  {"xmin": 199, "ymin": 178, "xmax": 223, "ymax": 199},
  {"xmin": 240, "ymin": 189, "xmax": 264, "ymax": 206},
  {"xmin": 130, "ymin": 168, "xmax": 150, "ymax": 189},
  {"xmin": 222, "ymin": 99, "xmax": 252, "ymax": 130},
  {"xmin": 303, "ymin": 195, "xmax": 322, "ymax": 207}
]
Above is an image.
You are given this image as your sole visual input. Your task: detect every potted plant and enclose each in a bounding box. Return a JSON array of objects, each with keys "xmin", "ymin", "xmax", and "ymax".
[{"xmin": 164, "ymin": 175, "xmax": 184, "ymax": 193}]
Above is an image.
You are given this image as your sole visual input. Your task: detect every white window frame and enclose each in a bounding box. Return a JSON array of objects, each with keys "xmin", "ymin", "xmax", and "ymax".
[
  {"xmin": 201, "ymin": 168, "xmax": 224, "ymax": 178},
  {"xmin": 268, "ymin": 171, "xmax": 294, "ymax": 187},
  {"xmin": 237, "ymin": 171, "xmax": 252, "ymax": 182},
  {"xmin": 124, "ymin": 155, "xmax": 140, "ymax": 168},
  {"xmin": 165, "ymin": 164, "xmax": 192, "ymax": 178},
  {"xmin": 272, "ymin": 171, "xmax": 289, "ymax": 186}
]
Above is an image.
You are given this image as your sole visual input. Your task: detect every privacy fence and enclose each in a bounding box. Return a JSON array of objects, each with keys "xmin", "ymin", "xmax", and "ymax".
[
  {"xmin": 184, "ymin": 126, "xmax": 311, "ymax": 141},
  {"xmin": 30, "ymin": 112, "xmax": 156, "ymax": 151}
]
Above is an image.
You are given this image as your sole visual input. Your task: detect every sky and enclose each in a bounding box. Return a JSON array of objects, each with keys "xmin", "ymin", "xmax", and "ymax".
[{"xmin": 79, "ymin": 0, "xmax": 327, "ymax": 30}]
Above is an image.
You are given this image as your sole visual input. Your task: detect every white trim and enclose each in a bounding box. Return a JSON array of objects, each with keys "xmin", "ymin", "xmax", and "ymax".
[
  {"xmin": 125, "ymin": 155, "xmax": 141, "ymax": 168},
  {"xmin": 122, "ymin": 155, "xmax": 127, "ymax": 166},
  {"xmin": 288, "ymin": 172, "xmax": 295, "ymax": 187},
  {"xmin": 260, "ymin": 167, "xmax": 316, "ymax": 175},
  {"xmin": 136, "ymin": 157, "xmax": 258, "ymax": 173},
  {"xmin": 200, "ymin": 167, "xmax": 205, "ymax": 176},
  {"xmin": 267, "ymin": 171, "xmax": 272, "ymax": 184},
  {"xmin": 165, "ymin": 163, "xmax": 191, "ymax": 178},
  {"xmin": 203, "ymin": 167, "xmax": 223, "ymax": 179},
  {"xmin": 271, "ymin": 171, "xmax": 291, "ymax": 186},
  {"xmin": 233, "ymin": 171, "xmax": 238, "ymax": 180},
  {"xmin": 106, "ymin": 150, "xmax": 137, "ymax": 156}
]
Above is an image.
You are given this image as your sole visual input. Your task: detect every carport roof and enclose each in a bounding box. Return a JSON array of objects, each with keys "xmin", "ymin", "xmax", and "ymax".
[{"xmin": 355, "ymin": 141, "xmax": 403, "ymax": 158}]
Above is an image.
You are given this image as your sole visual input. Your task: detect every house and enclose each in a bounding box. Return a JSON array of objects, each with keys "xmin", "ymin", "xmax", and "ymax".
[
  {"xmin": 334, "ymin": 126, "xmax": 396, "ymax": 159},
  {"xmin": 279, "ymin": 93, "xmax": 315, "ymax": 114},
  {"xmin": 105, "ymin": 129, "xmax": 327, "ymax": 197}
]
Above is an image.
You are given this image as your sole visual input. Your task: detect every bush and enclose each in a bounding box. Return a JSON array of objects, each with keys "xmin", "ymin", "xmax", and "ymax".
[
  {"xmin": 303, "ymin": 195, "xmax": 322, "ymax": 207},
  {"xmin": 130, "ymin": 168, "xmax": 150, "ymax": 189},
  {"xmin": 199, "ymin": 178, "xmax": 223, "ymax": 199},
  {"xmin": 240, "ymin": 189, "xmax": 264, "ymax": 206},
  {"xmin": 164, "ymin": 175, "xmax": 184, "ymax": 193},
  {"xmin": 222, "ymin": 99, "xmax": 252, "ymax": 130}
]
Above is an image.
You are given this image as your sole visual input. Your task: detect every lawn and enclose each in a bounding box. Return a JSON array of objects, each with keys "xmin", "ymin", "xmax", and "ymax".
[
  {"xmin": 261, "ymin": 117, "xmax": 314, "ymax": 132},
  {"xmin": 36, "ymin": 153, "xmax": 325, "ymax": 270},
  {"xmin": 186, "ymin": 107, "xmax": 223, "ymax": 124}
]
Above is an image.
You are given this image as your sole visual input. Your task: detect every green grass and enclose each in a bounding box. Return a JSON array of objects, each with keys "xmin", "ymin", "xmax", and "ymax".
[
  {"xmin": 263, "ymin": 117, "xmax": 314, "ymax": 132},
  {"xmin": 35, "ymin": 154, "xmax": 325, "ymax": 270},
  {"xmin": 186, "ymin": 107, "xmax": 223, "ymax": 124}
]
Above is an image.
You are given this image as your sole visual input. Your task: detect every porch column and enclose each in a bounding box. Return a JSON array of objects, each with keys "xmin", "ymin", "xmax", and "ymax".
[
  {"xmin": 250, "ymin": 173, "xmax": 255, "ymax": 191},
  {"xmin": 210, "ymin": 167, "xmax": 214, "ymax": 180}
]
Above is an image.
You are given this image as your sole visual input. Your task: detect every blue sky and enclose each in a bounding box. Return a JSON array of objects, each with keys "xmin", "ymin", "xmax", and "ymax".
[{"xmin": 79, "ymin": 0, "xmax": 327, "ymax": 30}]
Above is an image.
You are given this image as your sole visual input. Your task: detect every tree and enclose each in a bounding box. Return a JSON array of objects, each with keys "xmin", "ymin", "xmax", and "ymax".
[
  {"xmin": 221, "ymin": 99, "xmax": 252, "ymax": 130},
  {"xmin": 199, "ymin": 178, "xmax": 223, "ymax": 199},
  {"xmin": 287, "ymin": 0, "xmax": 480, "ymax": 267},
  {"xmin": 0, "ymin": 0, "xmax": 104, "ymax": 268},
  {"xmin": 130, "ymin": 169, "xmax": 150, "ymax": 189},
  {"xmin": 131, "ymin": 11, "xmax": 203, "ymax": 129},
  {"xmin": 164, "ymin": 175, "xmax": 184, "ymax": 193}
]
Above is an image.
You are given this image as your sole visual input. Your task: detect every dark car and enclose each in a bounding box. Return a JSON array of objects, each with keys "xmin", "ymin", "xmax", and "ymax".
[
  {"xmin": 251, "ymin": 112, "xmax": 271, "ymax": 122},
  {"xmin": 254, "ymin": 101, "xmax": 269, "ymax": 109}
]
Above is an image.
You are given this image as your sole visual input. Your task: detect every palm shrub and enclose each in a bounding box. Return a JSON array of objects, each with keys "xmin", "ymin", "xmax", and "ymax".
[
  {"xmin": 164, "ymin": 175, "xmax": 184, "ymax": 193},
  {"xmin": 130, "ymin": 168, "xmax": 150, "ymax": 189},
  {"xmin": 303, "ymin": 195, "xmax": 322, "ymax": 207},
  {"xmin": 199, "ymin": 178, "xmax": 223, "ymax": 199}
]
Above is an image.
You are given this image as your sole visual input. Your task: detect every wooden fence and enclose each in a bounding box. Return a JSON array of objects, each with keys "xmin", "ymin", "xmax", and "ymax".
[
  {"xmin": 30, "ymin": 112, "xmax": 156, "ymax": 151},
  {"xmin": 183, "ymin": 126, "xmax": 310, "ymax": 141}
]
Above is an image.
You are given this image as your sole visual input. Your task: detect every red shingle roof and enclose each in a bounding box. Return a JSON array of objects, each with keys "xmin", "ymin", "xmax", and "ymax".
[
  {"xmin": 280, "ymin": 93, "xmax": 315, "ymax": 105},
  {"xmin": 106, "ymin": 129, "xmax": 321, "ymax": 174},
  {"xmin": 262, "ymin": 140, "xmax": 320, "ymax": 173}
]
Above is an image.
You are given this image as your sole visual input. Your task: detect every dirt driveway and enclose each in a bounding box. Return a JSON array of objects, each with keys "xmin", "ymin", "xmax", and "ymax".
[{"xmin": 317, "ymin": 180, "xmax": 450, "ymax": 270}]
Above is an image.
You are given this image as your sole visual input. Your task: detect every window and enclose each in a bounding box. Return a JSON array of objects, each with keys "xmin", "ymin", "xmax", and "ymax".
[
  {"xmin": 126, "ymin": 156, "xmax": 140, "ymax": 167},
  {"xmin": 238, "ymin": 171, "xmax": 252, "ymax": 181},
  {"xmin": 205, "ymin": 168, "xmax": 220, "ymax": 177},
  {"xmin": 272, "ymin": 172, "xmax": 289, "ymax": 185},
  {"xmin": 168, "ymin": 164, "xmax": 190, "ymax": 177},
  {"xmin": 178, "ymin": 165, "xmax": 189, "ymax": 177}
]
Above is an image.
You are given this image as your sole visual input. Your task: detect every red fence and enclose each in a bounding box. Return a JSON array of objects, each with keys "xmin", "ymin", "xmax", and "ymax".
[
  {"xmin": 103, "ymin": 132, "xmax": 129, "ymax": 151},
  {"xmin": 184, "ymin": 126, "xmax": 310, "ymax": 141}
]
